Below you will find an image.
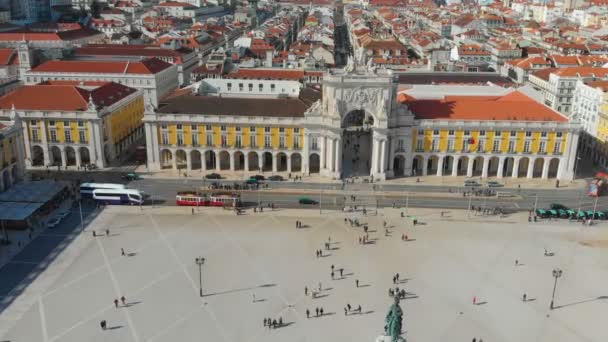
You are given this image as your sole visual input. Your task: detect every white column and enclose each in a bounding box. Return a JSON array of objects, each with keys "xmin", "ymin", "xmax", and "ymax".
[
  {"xmin": 272, "ymin": 153, "xmax": 278, "ymax": 173},
  {"xmin": 380, "ymin": 139, "xmax": 387, "ymax": 174},
  {"xmin": 171, "ymin": 150, "xmax": 177, "ymax": 170},
  {"xmin": 40, "ymin": 121, "xmax": 50, "ymax": 165},
  {"xmin": 387, "ymin": 137, "xmax": 395, "ymax": 172},
  {"xmin": 422, "ymin": 156, "xmax": 428, "ymax": 176},
  {"xmin": 451, "ymin": 157, "xmax": 458, "ymax": 176},
  {"xmin": 244, "ymin": 152, "xmax": 249, "ymax": 172},
  {"xmin": 287, "ymin": 154, "xmax": 292, "ymax": 173},
  {"xmin": 303, "ymin": 133, "xmax": 309, "ymax": 173},
  {"xmin": 527, "ymin": 158, "xmax": 535, "ymax": 179},
  {"xmin": 541, "ymin": 158, "xmax": 549, "ymax": 179},
  {"xmin": 320, "ymin": 137, "xmax": 326, "ymax": 170},
  {"xmin": 466, "ymin": 157, "xmax": 474, "ymax": 177},
  {"xmin": 512, "ymin": 157, "xmax": 520, "ymax": 178},
  {"xmin": 497, "ymin": 157, "xmax": 505, "ymax": 178},
  {"xmin": 370, "ymin": 138, "xmax": 378, "ymax": 175},
  {"xmin": 201, "ymin": 150, "xmax": 207, "ymax": 171},
  {"xmin": 21, "ymin": 123, "xmax": 32, "ymax": 168},
  {"xmin": 186, "ymin": 151, "xmax": 192, "ymax": 171},
  {"xmin": 215, "ymin": 151, "xmax": 221, "ymax": 171},
  {"xmin": 436, "ymin": 156, "xmax": 444, "ymax": 176},
  {"xmin": 229, "ymin": 152, "xmax": 235, "ymax": 171},
  {"xmin": 92, "ymin": 121, "xmax": 104, "ymax": 168},
  {"xmin": 258, "ymin": 153, "xmax": 264, "ymax": 172},
  {"xmin": 145, "ymin": 122, "xmax": 155, "ymax": 167},
  {"xmin": 60, "ymin": 147, "xmax": 66, "ymax": 167},
  {"xmin": 335, "ymin": 139, "xmax": 342, "ymax": 174},
  {"xmin": 481, "ymin": 157, "xmax": 489, "ymax": 178},
  {"xmin": 75, "ymin": 148, "xmax": 81, "ymax": 168}
]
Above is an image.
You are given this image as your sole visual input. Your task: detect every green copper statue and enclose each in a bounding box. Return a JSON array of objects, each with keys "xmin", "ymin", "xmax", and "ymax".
[{"xmin": 385, "ymin": 296, "xmax": 404, "ymax": 342}]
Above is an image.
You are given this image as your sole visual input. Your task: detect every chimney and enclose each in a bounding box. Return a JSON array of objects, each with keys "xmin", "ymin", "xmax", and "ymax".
[{"xmin": 265, "ymin": 50, "xmax": 273, "ymax": 67}]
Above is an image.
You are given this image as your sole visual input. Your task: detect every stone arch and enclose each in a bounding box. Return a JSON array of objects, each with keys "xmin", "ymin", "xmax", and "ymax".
[
  {"xmin": 444, "ymin": 155, "xmax": 455, "ymax": 175},
  {"xmin": 309, "ymin": 153, "xmax": 320, "ymax": 173},
  {"xmin": 204, "ymin": 150, "xmax": 216, "ymax": 170},
  {"xmin": 160, "ymin": 149, "xmax": 173, "ymax": 169},
  {"xmin": 219, "ymin": 150, "xmax": 230, "ymax": 170},
  {"xmin": 248, "ymin": 151, "xmax": 259, "ymax": 171},
  {"xmin": 411, "ymin": 155, "xmax": 423, "ymax": 176},
  {"xmin": 393, "ymin": 154, "xmax": 406, "ymax": 177},
  {"xmin": 65, "ymin": 146, "xmax": 76, "ymax": 166},
  {"xmin": 276, "ymin": 152, "xmax": 288, "ymax": 171},
  {"xmin": 518, "ymin": 157, "xmax": 530, "ymax": 177},
  {"xmin": 488, "ymin": 156, "xmax": 500, "ymax": 177},
  {"xmin": 32, "ymin": 145, "xmax": 44, "ymax": 166},
  {"xmin": 341, "ymin": 109, "xmax": 376, "ymax": 129},
  {"xmin": 191, "ymin": 150, "xmax": 202, "ymax": 170},
  {"xmin": 79, "ymin": 147, "xmax": 90, "ymax": 166},
  {"xmin": 234, "ymin": 151, "xmax": 245, "ymax": 170},
  {"xmin": 548, "ymin": 158, "xmax": 560, "ymax": 178},
  {"xmin": 291, "ymin": 153, "xmax": 302, "ymax": 172},
  {"xmin": 262, "ymin": 152, "xmax": 273, "ymax": 171},
  {"xmin": 472, "ymin": 156, "xmax": 484, "ymax": 176},
  {"xmin": 533, "ymin": 158, "xmax": 544, "ymax": 178},
  {"xmin": 50, "ymin": 146, "xmax": 62, "ymax": 166},
  {"xmin": 458, "ymin": 156, "xmax": 469, "ymax": 176},
  {"xmin": 175, "ymin": 149, "xmax": 187, "ymax": 169},
  {"xmin": 503, "ymin": 157, "xmax": 515, "ymax": 177},
  {"xmin": 427, "ymin": 155, "xmax": 439, "ymax": 175}
]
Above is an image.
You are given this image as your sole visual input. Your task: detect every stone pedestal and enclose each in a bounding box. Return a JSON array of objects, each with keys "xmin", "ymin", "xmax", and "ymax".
[{"xmin": 375, "ymin": 335, "xmax": 405, "ymax": 342}]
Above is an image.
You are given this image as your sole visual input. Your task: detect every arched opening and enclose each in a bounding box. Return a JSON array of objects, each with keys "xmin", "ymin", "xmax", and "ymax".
[
  {"xmin": 342, "ymin": 109, "xmax": 374, "ymax": 177},
  {"xmin": 503, "ymin": 157, "xmax": 514, "ymax": 177},
  {"xmin": 262, "ymin": 152, "xmax": 273, "ymax": 171},
  {"xmin": 248, "ymin": 151, "xmax": 259, "ymax": 171},
  {"xmin": 411, "ymin": 155, "xmax": 423, "ymax": 176},
  {"xmin": 309, "ymin": 153, "xmax": 320, "ymax": 173},
  {"xmin": 175, "ymin": 150, "xmax": 187, "ymax": 169},
  {"xmin": 533, "ymin": 158, "xmax": 544, "ymax": 178},
  {"xmin": 518, "ymin": 157, "xmax": 530, "ymax": 177},
  {"xmin": 393, "ymin": 154, "xmax": 406, "ymax": 177},
  {"xmin": 548, "ymin": 158, "xmax": 560, "ymax": 178},
  {"xmin": 472, "ymin": 156, "xmax": 484, "ymax": 176},
  {"xmin": 191, "ymin": 150, "xmax": 202, "ymax": 170},
  {"xmin": 11, "ymin": 165, "xmax": 19, "ymax": 183},
  {"xmin": 1, "ymin": 169, "xmax": 9, "ymax": 191},
  {"xmin": 234, "ymin": 151, "xmax": 245, "ymax": 170},
  {"xmin": 427, "ymin": 155, "xmax": 439, "ymax": 175},
  {"xmin": 65, "ymin": 146, "xmax": 76, "ymax": 166},
  {"xmin": 488, "ymin": 156, "xmax": 500, "ymax": 177},
  {"xmin": 204, "ymin": 150, "xmax": 216, "ymax": 170},
  {"xmin": 32, "ymin": 145, "xmax": 44, "ymax": 166},
  {"xmin": 291, "ymin": 153, "xmax": 302, "ymax": 172},
  {"xmin": 458, "ymin": 156, "xmax": 469, "ymax": 176},
  {"xmin": 50, "ymin": 146, "xmax": 62, "ymax": 166},
  {"xmin": 276, "ymin": 152, "xmax": 287, "ymax": 171},
  {"xmin": 79, "ymin": 147, "xmax": 90, "ymax": 166},
  {"xmin": 219, "ymin": 151, "xmax": 230, "ymax": 170},
  {"xmin": 444, "ymin": 156, "xmax": 455, "ymax": 175},
  {"xmin": 160, "ymin": 149, "xmax": 173, "ymax": 169}
]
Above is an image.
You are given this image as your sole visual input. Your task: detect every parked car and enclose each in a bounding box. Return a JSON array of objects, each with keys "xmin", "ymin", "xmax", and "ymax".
[
  {"xmin": 205, "ymin": 173, "xmax": 222, "ymax": 179},
  {"xmin": 268, "ymin": 175, "xmax": 284, "ymax": 181},
  {"xmin": 122, "ymin": 172, "xmax": 141, "ymax": 181},
  {"xmin": 596, "ymin": 211, "xmax": 607, "ymax": 220},
  {"xmin": 535, "ymin": 209, "xmax": 548, "ymax": 218},
  {"xmin": 47, "ymin": 217, "xmax": 62, "ymax": 229},
  {"xmin": 245, "ymin": 178, "xmax": 259, "ymax": 185},
  {"xmin": 464, "ymin": 180, "xmax": 481, "ymax": 187},
  {"xmin": 550, "ymin": 203, "xmax": 569, "ymax": 210},
  {"xmin": 548, "ymin": 209, "xmax": 559, "ymax": 218},
  {"xmin": 251, "ymin": 175, "xmax": 265, "ymax": 181},
  {"xmin": 486, "ymin": 181, "xmax": 504, "ymax": 187},
  {"xmin": 576, "ymin": 211, "xmax": 588, "ymax": 219},
  {"xmin": 299, "ymin": 197, "xmax": 318, "ymax": 205},
  {"xmin": 557, "ymin": 209, "xmax": 569, "ymax": 218}
]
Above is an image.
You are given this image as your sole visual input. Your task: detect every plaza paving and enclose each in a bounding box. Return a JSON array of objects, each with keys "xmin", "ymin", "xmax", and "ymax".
[{"xmin": 1, "ymin": 206, "xmax": 608, "ymax": 342}]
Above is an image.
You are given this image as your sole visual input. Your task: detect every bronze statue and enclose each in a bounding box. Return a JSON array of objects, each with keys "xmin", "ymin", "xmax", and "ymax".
[{"xmin": 385, "ymin": 296, "xmax": 404, "ymax": 342}]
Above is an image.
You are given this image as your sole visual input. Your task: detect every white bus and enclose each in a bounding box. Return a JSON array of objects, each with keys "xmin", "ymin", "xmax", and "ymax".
[
  {"xmin": 80, "ymin": 183, "xmax": 126, "ymax": 198},
  {"xmin": 92, "ymin": 189, "xmax": 144, "ymax": 205}
]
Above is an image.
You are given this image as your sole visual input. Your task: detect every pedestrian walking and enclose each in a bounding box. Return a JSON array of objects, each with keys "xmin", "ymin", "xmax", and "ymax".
[
  {"xmin": 315, "ymin": 307, "xmax": 319, "ymax": 317},
  {"xmin": 344, "ymin": 307, "xmax": 347, "ymax": 315},
  {"xmin": 121, "ymin": 248, "xmax": 125, "ymax": 256},
  {"xmin": 320, "ymin": 307, "xmax": 324, "ymax": 316},
  {"xmin": 523, "ymin": 293, "xmax": 527, "ymax": 302},
  {"xmin": 331, "ymin": 271, "xmax": 334, "ymax": 279},
  {"xmin": 121, "ymin": 296, "xmax": 126, "ymax": 306},
  {"xmin": 191, "ymin": 208, "xmax": 194, "ymax": 215},
  {"xmin": 472, "ymin": 338, "xmax": 476, "ymax": 342},
  {"xmin": 114, "ymin": 299, "xmax": 118, "ymax": 308},
  {"xmin": 252, "ymin": 293, "xmax": 256, "ymax": 303},
  {"xmin": 393, "ymin": 276, "xmax": 396, "ymax": 284},
  {"xmin": 318, "ymin": 282, "xmax": 322, "ymax": 291},
  {"xmin": 305, "ymin": 286, "xmax": 308, "ymax": 296},
  {"xmin": 396, "ymin": 273, "xmax": 399, "ymax": 281},
  {"xmin": 405, "ymin": 234, "xmax": 408, "ymax": 241},
  {"xmin": 105, "ymin": 229, "xmax": 109, "ymax": 236},
  {"xmin": 279, "ymin": 317, "xmax": 283, "ymax": 326},
  {"xmin": 331, "ymin": 264, "xmax": 334, "ymax": 271},
  {"xmin": 264, "ymin": 318, "xmax": 267, "ymax": 326},
  {"xmin": 100, "ymin": 320, "xmax": 107, "ymax": 330},
  {"xmin": 340, "ymin": 268, "xmax": 343, "ymax": 277},
  {"xmin": 357, "ymin": 305, "xmax": 361, "ymax": 313},
  {"xmin": 473, "ymin": 296, "xmax": 476, "ymax": 305},
  {"xmin": 272, "ymin": 319, "xmax": 277, "ymax": 328},
  {"xmin": 347, "ymin": 303, "xmax": 351, "ymax": 311},
  {"xmin": 515, "ymin": 259, "xmax": 518, "ymax": 266},
  {"xmin": 356, "ymin": 279, "xmax": 359, "ymax": 288},
  {"xmin": 306, "ymin": 309, "xmax": 310, "ymax": 318},
  {"xmin": 93, "ymin": 231, "xmax": 96, "ymax": 237}
]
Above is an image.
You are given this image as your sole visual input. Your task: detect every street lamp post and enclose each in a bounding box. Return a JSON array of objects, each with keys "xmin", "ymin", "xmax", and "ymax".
[
  {"xmin": 550, "ymin": 268, "xmax": 562, "ymax": 310},
  {"xmin": 195, "ymin": 257, "xmax": 205, "ymax": 297}
]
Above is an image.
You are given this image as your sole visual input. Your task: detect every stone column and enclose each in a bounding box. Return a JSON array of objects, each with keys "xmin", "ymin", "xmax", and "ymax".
[
  {"xmin": 201, "ymin": 150, "xmax": 207, "ymax": 171},
  {"xmin": 229, "ymin": 152, "xmax": 235, "ymax": 171},
  {"xmin": 258, "ymin": 153, "xmax": 264, "ymax": 172},
  {"xmin": 171, "ymin": 150, "xmax": 177, "ymax": 170},
  {"xmin": 497, "ymin": 157, "xmax": 505, "ymax": 178},
  {"xmin": 451, "ymin": 157, "xmax": 458, "ymax": 177},
  {"xmin": 481, "ymin": 157, "xmax": 489, "ymax": 178},
  {"xmin": 541, "ymin": 158, "xmax": 549, "ymax": 179},
  {"xmin": 526, "ymin": 158, "xmax": 535, "ymax": 179},
  {"xmin": 92, "ymin": 121, "xmax": 105, "ymax": 168},
  {"xmin": 387, "ymin": 137, "xmax": 395, "ymax": 172},
  {"xmin": 21, "ymin": 123, "xmax": 32, "ymax": 168},
  {"xmin": 422, "ymin": 156, "xmax": 428, "ymax": 176},
  {"xmin": 303, "ymin": 133, "xmax": 309, "ymax": 174},
  {"xmin": 75, "ymin": 148, "xmax": 81, "ymax": 168},
  {"xmin": 335, "ymin": 138, "xmax": 342, "ymax": 174},
  {"xmin": 436, "ymin": 156, "xmax": 444, "ymax": 176},
  {"xmin": 215, "ymin": 151, "xmax": 221, "ymax": 171},
  {"xmin": 380, "ymin": 139, "xmax": 387, "ymax": 174},
  {"xmin": 40, "ymin": 121, "xmax": 50, "ymax": 166},
  {"xmin": 320, "ymin": 136, "xmax": 326, "ymax": 170},
  {"xmin": 287, "ymin": 154, "xmax": 292, "ymax": 173},
  {"xmin": 272, "ymin": 153, "xmax": 278, "ymax": 173},
  {"xmin": 186, "ymin": 151, "xmax": 192, "ymax": 171},
  {"xmin": 60, "ymin": 147, "xmax": 66, "ymax": 167},
  {"xmin": 244, "ymin": 152, "xmax": 249, "ymax": 172},
  {"xmin": 466, "ymin": 157, "xmax": 474, "ymax": 177},
  {"xmin": 512, "ymin": 157, "xmax": 520, "ymax": 178}
]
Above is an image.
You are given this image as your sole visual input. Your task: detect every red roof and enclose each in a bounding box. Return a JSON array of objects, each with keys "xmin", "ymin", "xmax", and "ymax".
[
  {"xmin": 0, "ymin": 82, "xmax": 138, "ymax": 112},
  {"xmin": 30, "ymin": 58, "xmax": 172, "ymax": 75},
  {"xmin": 0, "ymin": 29, "xmax": 103, "ymax": 42},
  {"xmin": 224, "ymin": 68, "xmax": 304, "ymax": 81},
  {"xmin": 401, "ymin": 91, "xmax": 568, "ymax": 122},
  {"xmin": 0, "ymin": 48, "xmax": 17, "ymax": 66}
]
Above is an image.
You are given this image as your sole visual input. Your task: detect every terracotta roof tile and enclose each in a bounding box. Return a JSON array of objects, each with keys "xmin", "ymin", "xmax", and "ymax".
[
  {"xmin": 402, "ymin": 91, "xmax": 567, "ymax": 122},
  {"xmin": 224, "ymin": 68, "xmax": 304, "ymax": 81},
  {"xmin": 30, "ymin": 58, "xmax": 172, "ymax": 75}
]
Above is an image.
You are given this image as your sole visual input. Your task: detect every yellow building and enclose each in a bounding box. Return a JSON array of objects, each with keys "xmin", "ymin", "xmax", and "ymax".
[
  {"xmin": 0, "ymin": 81, "xmax": 144, "ymax": 169},
  {"xmin": 0, "ymin": 121, "xmax": 25, "ymax": 191}
]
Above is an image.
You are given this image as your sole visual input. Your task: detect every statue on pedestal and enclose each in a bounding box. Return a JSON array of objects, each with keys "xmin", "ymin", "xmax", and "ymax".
[{"xmin": 384, "ymin": 296, "xmax": 404, "ymax": 342}]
